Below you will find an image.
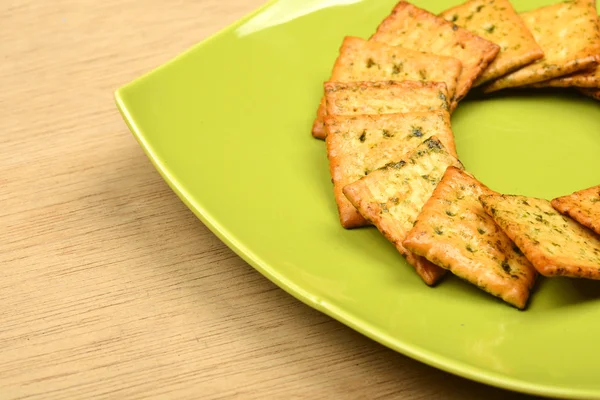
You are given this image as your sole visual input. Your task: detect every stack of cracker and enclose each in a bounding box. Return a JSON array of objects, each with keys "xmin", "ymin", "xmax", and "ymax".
[
  {"xmin": 311, "ymin": 0, "xmax": 600, "ymax": 309},
  {"xmin": 312, "ymin": 1, "xmax": 500, "ymax": 286}
]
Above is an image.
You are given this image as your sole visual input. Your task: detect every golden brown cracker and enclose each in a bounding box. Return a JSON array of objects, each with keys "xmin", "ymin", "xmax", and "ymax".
[
  {"xmin": 371, "ymin": 1, "xmax": 500, "ymax": 108},
  {"xmin": 480, "ymin": 194, "xmax": 600, "ymax": 279},
  {"xmin": 552, "ymin": 184, "xmax": 600, "ymax": 235},
  {"xmin": 403, "ymin": 167, "xmax": 537, "ymax": 309},
  {"xmin": 484, "ymin": 1, "xmax": 600, "ymax": 92},
  {"xmin": 440, "ymin": 0, "xmax": 544, "ymax": 86},
  {"xmin": 324, "ymin": 80, "xmax": 449, "ymax": 119},
  {"xmin": 311, "ymin": 37, "xmax": 462, "ymax": 139},
  {"xmin": 325, "ymin": 111, "xmax": 456, "ymax": 228},
  {"xmin": 343, "ymin": 137, "xmax": 464, "ymax": 285}
]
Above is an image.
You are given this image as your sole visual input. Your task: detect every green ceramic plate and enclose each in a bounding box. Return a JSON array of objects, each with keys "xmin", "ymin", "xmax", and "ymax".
[{"xmin": 115, "ymin": 0, "xmax": 600, "ymax": 398}]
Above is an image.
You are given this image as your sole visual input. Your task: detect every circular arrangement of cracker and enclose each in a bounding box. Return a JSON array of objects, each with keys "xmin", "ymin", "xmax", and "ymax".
[{"xmin": 312, "ymin": 0, "xmax": 600, "ymax": 396}]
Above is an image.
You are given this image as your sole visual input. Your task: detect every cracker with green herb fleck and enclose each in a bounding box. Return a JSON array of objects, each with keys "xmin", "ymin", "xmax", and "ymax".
[
  {"xmin": 403, "ymin": 167, "xmax": 537, "ymax": 309},
  {"xmin": 439, "ymin": 0, "xmax": 544, "ymax": 86},
  {"xmin": 371, "ymin": 1, "xmax": 499, "ymax": 109},
  {"xmin": 483, "ymin": 1, "xmax": 600, "ymax": 93},
  {"xmin": 343, "ymin": 137, "xmax": 464, "ymax": 285},
  {"xmin": 325, "ymin": 111, "xmax": 456, "ymax": 228},
  {"xmin": 311, "ymin": 37, "xmax": 463, "ymax": 139},
  {"xmin": 552, "ymin": 184, "xmax": 600, "ymax": 236},
  {"xmin": 324, "ymin": 80, "xmax": 450, "ymax": 119},
  {"xmin": 579, "ymin": 87, "xmax": 600, "ymax": 99},
  {"xmin": 480, "ymin": 194, "xmax": 600, "ymax": 279}
]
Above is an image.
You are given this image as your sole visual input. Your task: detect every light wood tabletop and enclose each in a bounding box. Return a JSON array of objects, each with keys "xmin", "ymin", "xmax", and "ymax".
[{"xmin": 0, "ymin": 1, "xmax": 542, "ymax": 399}]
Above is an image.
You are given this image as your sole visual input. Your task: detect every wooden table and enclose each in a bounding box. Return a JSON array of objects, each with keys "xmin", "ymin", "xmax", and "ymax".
[{"xmin": 0, "ymin": 1, "xmax": 540, "ymax": 399}]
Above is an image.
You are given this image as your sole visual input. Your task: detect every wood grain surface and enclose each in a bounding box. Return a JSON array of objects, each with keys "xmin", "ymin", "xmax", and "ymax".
[{"xmin": 0, "ymin": 1, "xmax": 541, "ymax": 399}]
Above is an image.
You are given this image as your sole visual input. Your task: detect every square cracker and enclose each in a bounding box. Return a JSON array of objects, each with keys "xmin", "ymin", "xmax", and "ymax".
[
  {"xmin": 552, "ymin": 184, "xmax": 600, "ymax": 235},
  {"xmin": 403, "ymin": 167, "xmax": 537, "ymax": 309},
  {"xmin": 484, "ymin": 0, "xmax": 600, "ymax": 93},
  {"xmin": 324, "ymin": 80, "xmax": 449, "ymax": 118},
  {"xmin": 371, "ymin": 1, "xmax": 499, "ymax": 108},
  {"xmin": 325, "ymin": 111, "xmax": 457, "ymax": 229},
  {"xmin": 439, "ymin": 0, "xmax": 544, "ymax": 86},
  {"xmin": 480, "ymin": 194, "xmax": 600, "ymax": 279},
  {"xmin": 311, "ymin": 37, "xmax": 462, "ymax": 139},
  {"xmin": 343, "ymin": 137, "xmax": 464, "ymax": 285}
]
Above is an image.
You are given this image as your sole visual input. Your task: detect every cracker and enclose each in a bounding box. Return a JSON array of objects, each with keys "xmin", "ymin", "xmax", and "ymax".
[
  {"xmin": 484, "ymin": 1, "xmax": 600, "ymax": 93},
  {"xmin": 480, "ymin": 194, "xmax": 600, "ymax": 279},
  {"xmin": 324, "ymin": 80, "xmax": 449, "ymax": 119},
  {"xmin": 552, "ymin": 184, "xmax": 600, "ymax": 235},
  {"xmin": 325, "ymin": 111, "xmax": 456, "ymax": 228},
  {"xmin": 371, "ymin": 1, "xmax": 500, "ymax": 108},
  {"xmin": 311, "ymin": 37, "xmax": 463, "ymax": 139},
  {"xmin": 343, "ymin": 137, "xmax": 464, "ymax": 285},
  {"xmin": 439, "ymin": 0, "xmax": 544, "ymax": 86},
  {"xmin": 403, "ymin": 167, "xmax": 537, "ymax": 309},
  {"xmin": 580, "ymin": 87, "xmax": 600, "ymax": 99}
]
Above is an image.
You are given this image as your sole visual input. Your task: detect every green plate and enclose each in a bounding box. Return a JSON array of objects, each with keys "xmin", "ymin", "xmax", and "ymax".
[{"xmin": 115, "ymin": 0, "xmax": 600, "ymax": 398}]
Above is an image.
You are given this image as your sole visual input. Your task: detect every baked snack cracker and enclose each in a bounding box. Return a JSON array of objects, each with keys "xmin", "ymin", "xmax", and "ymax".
[
  {"xmin": 371, "ymin": 1, "xmax": 500, "ymax": 108},
  {"xmin": 480, "ymin": 194, "xmax": 600, "ymax": 279},
  {"xmin": 324, "ymin": 80, "xmax": 449, "ymax": 118},
  {"xmin": 484, "ymin": 0, "xmax": 600, "ymax": 93},
  {"xmin": 552, "ymin": 184, "xmax": 600, "ymax": 235},
  {"xmin": 439, "ymin": 0, "xmax": 544, "ymax": 86},
  {"xmin": 343, "ymin": 137, "xmax": 464, "ymax": 285},
  {"xmin": 403, "ymin": 167, "xmax": 537, "ymax": 309},
  {"xmin": 312, "ymin": 37, "xmax": 463, "ymax": 139},
  {"xmin": 325, "ymin": 111, "xmax": 456, "ymax": 228}
]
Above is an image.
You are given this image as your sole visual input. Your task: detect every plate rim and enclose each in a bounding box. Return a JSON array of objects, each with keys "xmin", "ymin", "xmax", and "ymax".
[{"xmin": 115, "ymin": 1, "xmax": 600, "ymax": 398}]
